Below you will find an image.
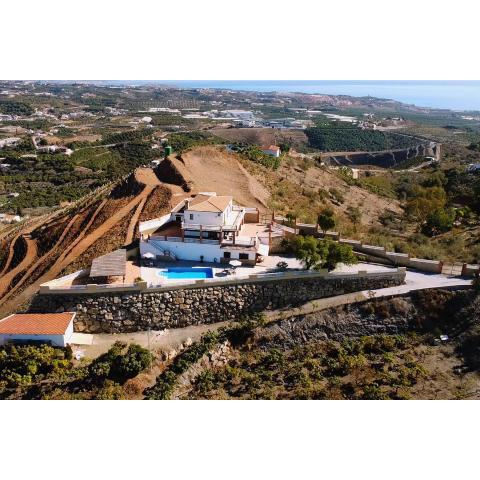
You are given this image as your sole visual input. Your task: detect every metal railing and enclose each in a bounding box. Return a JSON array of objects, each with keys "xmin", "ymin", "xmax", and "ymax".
[{"xmin": 221, "ymin": 237, "xmax": 256, "ymax": 247}]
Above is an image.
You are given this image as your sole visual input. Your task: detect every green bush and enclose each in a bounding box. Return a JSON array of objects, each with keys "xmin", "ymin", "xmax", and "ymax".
[
  {"xmin": 89, "ymin": 341, "xmax": 152, "ymax": 383},
  {"xmin": 286, "ymin": 235, "xmax": 357, "ymax": 271},
  {"xmin": 0, "ymin": 344, "xmax": 71, "ymax": 392},
  {"xmin": 422, "ymin": 208, "xmax": 455, "ymax": 236}
]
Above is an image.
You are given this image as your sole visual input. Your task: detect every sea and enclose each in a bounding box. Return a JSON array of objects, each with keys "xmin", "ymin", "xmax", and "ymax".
[{"xmin": 149, "ymin": 80, "xmax": 480, "ymax": 112}]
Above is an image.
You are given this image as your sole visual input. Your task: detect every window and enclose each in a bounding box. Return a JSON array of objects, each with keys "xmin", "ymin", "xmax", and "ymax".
[
  {"xmin": 223, "ymin": 252, "xmax": 231, "ymax": 259},
  {"xmin": 189, "ymin": 214, "xmax": 193, "ymax": 220},
  {"xmin": 239, "ymin": 253, "xmax": 249, "ymax": 260}
]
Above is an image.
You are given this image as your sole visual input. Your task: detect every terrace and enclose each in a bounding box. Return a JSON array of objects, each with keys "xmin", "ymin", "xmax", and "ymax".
[{"xmin": 149, "ymin": 220, "xmax": 269, "ymax": 247}]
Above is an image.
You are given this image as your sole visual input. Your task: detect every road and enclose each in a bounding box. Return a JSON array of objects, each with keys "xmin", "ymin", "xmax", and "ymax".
[{"xmin": 267, "ymin": 264, "xmax": 472, "ymax": 322}]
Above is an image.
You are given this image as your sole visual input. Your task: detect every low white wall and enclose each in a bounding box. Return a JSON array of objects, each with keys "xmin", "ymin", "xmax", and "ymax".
[
  {"xmin": 408, "ymin": 258, "xmax": 443, "ymax": 273},
  {"xmin": 462, "ymin": 264, "xmax": 480, "ymax": 276},
  {"xmin": 40, "ymin": 269, "xmax": 89, "ymax": 287},
  {"xmin": 139, "ymin": 213, "xmax": 172, "ymax": 236},
  {"xmin": 339, "ymin": 238, "xmax": 443, "ymax": 274},
  {"xmin": 38, "ymin": 267, "xmax": 407, "ymax": 295}
]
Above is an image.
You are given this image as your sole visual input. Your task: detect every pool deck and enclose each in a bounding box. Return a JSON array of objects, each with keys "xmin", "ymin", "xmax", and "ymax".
[{"xmin": 140, "ymin": 255, "xmax": 305, "ymax": 287}]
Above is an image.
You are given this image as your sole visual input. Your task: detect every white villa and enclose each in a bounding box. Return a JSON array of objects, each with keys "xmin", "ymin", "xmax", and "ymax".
[
  {"xmin": 261, "ymin": 145, "xmax": 281, "ymax": 157},
  {"xmin": 139, "ymin": 193, "xmax": 276, "ymax": 265}
]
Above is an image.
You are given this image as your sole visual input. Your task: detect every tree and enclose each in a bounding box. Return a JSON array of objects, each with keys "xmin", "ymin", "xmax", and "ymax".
[
  {"xmin": 288, "ymin": 236, "xmax": 357, "ymax": 271},
  {"xmin": 285, "ymin": 212, "xmax": 297, "ymax": 228},
  {"xmin": 422, "ymin": 208, "xmax": 455, "ymax": 236},
  {"xmin": 289, "ymin": 235, "xmax": 323, "ymax": 270},
  {"xmin": 317, "ymin": 209, "xmax": 336, "ymax": 233},
  {"xmin": 347, "ymin": 206, "xmax": 362, "ymax": 231},
  {"xmin": 324, "ymin": 241, "xmax": 358, "ymax": 271}
]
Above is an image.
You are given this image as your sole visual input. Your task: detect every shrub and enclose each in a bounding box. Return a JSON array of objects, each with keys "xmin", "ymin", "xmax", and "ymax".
[
  {"xmin": 317, "ymin": 209, "xmax": 336, "ymax": 233},
  {"xmin": 286, "ymin": 235, "xmax": 357, "ymax": 271},
  {"xmin": 276, "ymin": 261, "xmax": 288, "ymax": 271},
  {"xmin": 113, "ymin": 344, "xmax": 152, "ymax": 379},
  {"xmin": 422, "ymin": 207, "xmax": 456, "ymax": 236},
  {"xmin": 89, "ymin": 342, "xmax": 152, "ymax": 383}
]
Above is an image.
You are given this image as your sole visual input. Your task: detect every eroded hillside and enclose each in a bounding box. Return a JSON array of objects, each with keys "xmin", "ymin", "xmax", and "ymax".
[{"xmin": 0, "ymin": 168, "xmax": 171, "ymax": 316}]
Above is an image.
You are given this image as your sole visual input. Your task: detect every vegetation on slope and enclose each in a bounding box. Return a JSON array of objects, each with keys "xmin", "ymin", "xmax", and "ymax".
[
  {"xmin": 0, "ymin": 341, "xmax": 152, "ymax": 400},
  {"xmin": 167, "ymin": 131, "xmax": 222, "ymax": 153},
  {"xmin": 305, "ymin": 122, "xmax": 418, "ymax": 152},
  {"xmin": 181, "ymin": 290, "xmax": 480, "ymax": 400},
  {"xmin": 0, "ymin": 99, "xmax": 34, "ymax": 116}
]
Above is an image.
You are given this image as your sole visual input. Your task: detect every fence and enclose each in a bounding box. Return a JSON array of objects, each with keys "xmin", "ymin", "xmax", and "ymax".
[{"xmin": 292, "ymin": 221, "xmax": 476, "ymax": 276}]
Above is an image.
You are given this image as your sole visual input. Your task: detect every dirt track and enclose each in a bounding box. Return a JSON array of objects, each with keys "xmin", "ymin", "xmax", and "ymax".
[
  {"xmin": 0, "ymin": 232, "xmax": 22, "ymax": 277},
  {"xmin": 125, "ymin": 196, "xmax": 148, "ymax": 245},
  {"xmin": 0, "ymin": 237, "xmax": 38, "ymax": 298},
  {"xmin": 0, "ymin": 214, "xmax": 80, "ymax": 307},
  {"xmin": 56, "ymin": 201, "xmax": 107, "ymax": 265},
  {"xmin": 173, "ymin": 146, "xmax": 270, "ymax": 209},
  {"xmin": 0, "ymin": 168, "xmax": 160, "ymax": 316}
]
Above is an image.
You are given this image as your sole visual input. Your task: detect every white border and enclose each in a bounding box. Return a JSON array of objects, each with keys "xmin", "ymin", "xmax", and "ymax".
[
  {"xmin": 1, "ymin": 0, "xmax": 479, "ymax": 80},
  {"xmin": 1, "ymin": 401, "xmax": 478, "ymax": 479}
]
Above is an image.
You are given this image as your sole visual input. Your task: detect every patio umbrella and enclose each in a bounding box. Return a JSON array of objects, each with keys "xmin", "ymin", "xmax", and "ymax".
[
  {"xmin": 142, "ymin": 252, "xmax": 155, "ymax": 259},
  {"xmin": 229, "ymin": 260, "xmax": 242, "ymax": 268}
]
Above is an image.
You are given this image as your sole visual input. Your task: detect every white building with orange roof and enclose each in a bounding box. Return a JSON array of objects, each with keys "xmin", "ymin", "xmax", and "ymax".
[
  {"xmin": 139, "ymin": 192, "xmax": 272, "ymax": 265},
  {"xmin": 0, "ymin": 312, "xmax": 75, "ymax": 347},
  {"xmin": 261, "ymin": 145, "xmax": 281, "ymax": 157}
]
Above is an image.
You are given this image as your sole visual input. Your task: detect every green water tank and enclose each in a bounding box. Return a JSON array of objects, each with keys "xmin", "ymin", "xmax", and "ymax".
[{"xmin": 164, "ymin": 145, "xmax": 173, "ymax": 157}]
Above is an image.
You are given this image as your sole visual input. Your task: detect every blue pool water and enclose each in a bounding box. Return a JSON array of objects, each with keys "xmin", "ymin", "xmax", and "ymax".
[{"xmin": 159, "ymin": 267, "xmax": 214, "ymax": 280}]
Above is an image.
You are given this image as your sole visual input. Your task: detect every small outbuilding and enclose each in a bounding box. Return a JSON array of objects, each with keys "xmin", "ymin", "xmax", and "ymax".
[
  {"xmin": 261, "ymin": 145, "xmax": 281, "ymax": 157},
  {"xmin": 0, "ymin": 312, "xmax": 76, "ymax": 347}
]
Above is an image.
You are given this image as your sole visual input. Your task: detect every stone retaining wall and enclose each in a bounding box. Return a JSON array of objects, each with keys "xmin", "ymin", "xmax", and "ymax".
[{"xmin": 29, "ymin": 271, "xmax": 405, "ymax": 333}]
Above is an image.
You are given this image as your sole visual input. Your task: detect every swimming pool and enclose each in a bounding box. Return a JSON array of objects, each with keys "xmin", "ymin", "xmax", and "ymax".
[{"xmin": 159, "ymin": 267, "xmax": 214, "ymax": 280}]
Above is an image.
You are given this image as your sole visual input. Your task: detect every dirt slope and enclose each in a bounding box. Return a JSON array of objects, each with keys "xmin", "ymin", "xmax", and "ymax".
[
  {"xmin": 238, "ymin": 152, "xmax": 402, "ymax": 225},
  {"xmin": 170, "ymin": 146, "xmax": 270, "ymax": 209},
  {"xmin": 0, "ymin": 215, "xmax": 80, "ymax": 307},
  {"xmin": 0, "ymin": 168, "xmax": 164, "ymax": 316},
  {"xmin": 288, "ymin": 161, "xmax": 402, "ymax": 222},
  {"xmin": 0, "ymin": 237, "xmax": 37, "ymax": 297}
]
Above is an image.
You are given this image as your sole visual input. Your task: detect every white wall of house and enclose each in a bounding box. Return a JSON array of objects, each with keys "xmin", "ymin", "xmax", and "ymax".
[
  {"xmin": 184, "ymin": 209, "xmax": 225, "ymax": 226},
  {"xmin": 262, "ymin": 149, "xmax": 280, "ymax": 158},
  {"xmin": 140, "ymin": 239, "xmax": 255, "ymax": 263},
  {"xmin": 0, "ymin": 321, "xmax": 73, "ymax": 347},
  {"xmin": 183, "ymin": 199, "xmax": 233, "ymax": 227}
]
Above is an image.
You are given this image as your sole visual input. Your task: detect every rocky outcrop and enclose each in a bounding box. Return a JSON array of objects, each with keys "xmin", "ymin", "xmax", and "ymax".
[
  {"xmin": 29, "ymin": 272, "xmax": 405, "ymax": 333},
  {"xmin": 154, "ymin": 158, "xmax": 191, "ymax": 192},
  {"xmin": 258, "ymin": 297, "xmax": 414, "ymax": 347},
  {"xmin": 256, "ymin": 288, "xmax": 476, "ymax": 347}
]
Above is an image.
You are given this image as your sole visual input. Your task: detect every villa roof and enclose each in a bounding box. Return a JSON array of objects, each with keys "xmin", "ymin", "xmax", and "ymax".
[
  {"xmin": 90, "ymin": 249, "xmax": 126, "ymax": 278},
  {"xmin": 0, "ymin": 313, "xmax": 75, "ymax": 335},
  {"xmin": 187, "ymin": 195, "xmax": 232, "ymax": 213},
  {"xmin": 261, "ymin": 145, "xmax": 280, "ymax": 152}
]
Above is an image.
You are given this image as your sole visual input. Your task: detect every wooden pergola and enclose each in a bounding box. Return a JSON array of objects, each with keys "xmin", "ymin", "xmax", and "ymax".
[{"xmin": 89, "ymin": 249, "xmax": 127, "ymax": 283}]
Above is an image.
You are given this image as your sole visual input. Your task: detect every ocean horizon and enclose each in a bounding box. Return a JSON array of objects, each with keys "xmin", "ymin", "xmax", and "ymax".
[{"xmin": 96, "ymin": 80, "xmax": 480, "ymax": 112}]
